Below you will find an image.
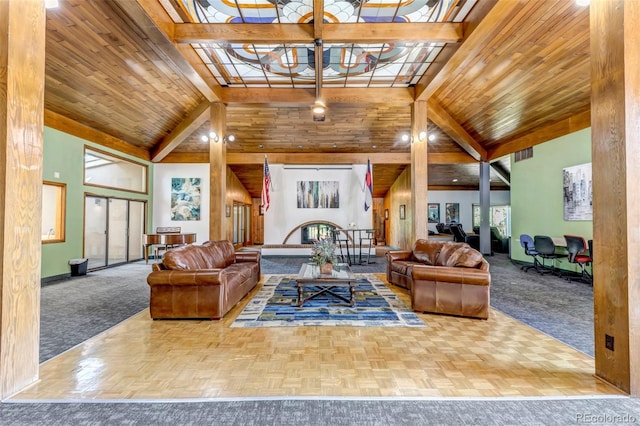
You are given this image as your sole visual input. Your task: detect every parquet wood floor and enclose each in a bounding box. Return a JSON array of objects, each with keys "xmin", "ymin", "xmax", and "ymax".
[{"xmin": 13, "ymin": 274, "xmax": 621, "ymax": 400}]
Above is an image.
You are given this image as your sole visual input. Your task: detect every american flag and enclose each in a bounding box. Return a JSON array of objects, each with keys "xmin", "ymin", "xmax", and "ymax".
[
  {"xmin": 364, "ymin": 158, "xmax": 373, "ymax": 211},
  {"xmin": 261, "ymin": 156, "xmax": 272, "ymax": 212}
]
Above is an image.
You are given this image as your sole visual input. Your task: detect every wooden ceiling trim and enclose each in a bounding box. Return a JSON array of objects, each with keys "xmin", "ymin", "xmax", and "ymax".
[
  {"xmin": 118, "ymin": 0, "xmax": 222, "ymax": 102},
  {"xmin": 323, "ymin": 23, "xmax": 462, "ymax": 43},
  {"xmin": 172, "ymin": 23, "xmax": 462, "ymax": 44},
  {"xmin": 160, "ymin": 152, "xmax": 209, "ymax": 163},
  {"xmin": 427, "ymin": 98, "xmax": 487, "ymax": 161},
  {"xmin": 487, "ymin": 109, "xmax": 591, "ymax": 160},
  {"xmin": 226, "ymin": 153, "xmax": 411, "ymax": 165},
  {"xmin": 173, "ymin": 23, "xmax": 313, "ymax": 43},
  {"xmin": 44, "ymin": 110, "xmax": 150, "ymax": 161},
  {"xmin": 221, "ymin": 87, "xmax": 414, "ymax": 105},
  {"xmin": 414, "ymin": 0, "xmax": 515, "ymax": 102},
  {"xmin": 151, "ymin": 100, "xmax": 211, "ymax": 162}
]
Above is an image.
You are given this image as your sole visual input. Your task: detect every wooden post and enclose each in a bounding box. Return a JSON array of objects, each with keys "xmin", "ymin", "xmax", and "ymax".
[
  {"xmin": 411, "ymin": 101, "xmax": 429, "ymax": 243},
  {"xmin": 0, "ymin": 0, "xmax": 46, "ymax": 398},
  {"xmin": 591, "ymin": 0, "xmax": 640, "ymax": 396},
  {"xmin": 209, "ymin": 103, "xmax": 227, "ymax": 241}
]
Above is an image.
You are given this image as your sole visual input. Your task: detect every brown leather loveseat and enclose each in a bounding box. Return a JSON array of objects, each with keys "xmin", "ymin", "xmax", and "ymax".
[
  {"xmin": 386, "ymin": 239, "xmax": 491, "ymax": 319},
  {"xmin": 147, "ymin": 240, "xmax": 260, "ymax": 320}
]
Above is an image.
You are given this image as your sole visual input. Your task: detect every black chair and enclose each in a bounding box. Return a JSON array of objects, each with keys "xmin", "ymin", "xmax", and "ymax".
[
  {"xmin": 358, "ymin": 229, "xmax": 376, "ymax": 264},
  {"xmin": 519, "ymin": 234, "xmax": 542, "ymax": 272},
  {"xmin": 564, "ymin": 235, "xmax": 592, "ymax": 284},
  {"xmin": 450, "ymin": 224, "xmax": 480, "ymax": 250},
  {"xmin": 435, "ymin": 223, "xmax": 445, "ymax": 234},
  {"xmin": 533, "ymin": 235, "xmax": 567, "ymax": 275},
  {"xmin": 332, "ymin": 230, "xmax": 351, "ymax": 265},
  {"xmin": 474, "ymin": 226, "xmax": 509, "ymax": 254}
]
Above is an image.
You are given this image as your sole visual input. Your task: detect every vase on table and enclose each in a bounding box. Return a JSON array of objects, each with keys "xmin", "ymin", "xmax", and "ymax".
[{"xmin": 319, "ymin": 262, "xmax": 333, "ymax": 275}]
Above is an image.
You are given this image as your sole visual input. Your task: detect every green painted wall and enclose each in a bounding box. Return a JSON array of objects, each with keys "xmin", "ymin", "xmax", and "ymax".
[
  {"xmin": 42, "ymin": 127, "xmax": 153, "ymax": 279},
  {"xmin": 511, "ymin": 127, "xmax": 592, "ymax": 272}
]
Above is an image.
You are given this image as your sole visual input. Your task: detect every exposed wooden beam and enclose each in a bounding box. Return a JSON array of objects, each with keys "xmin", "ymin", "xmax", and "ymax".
[
  {"xmin": 414, "ymin": 0, "xmax": 508, "ymax": 101},
  {"xmin": 115, "ymin": 0, "xmax": 222, "ymax": 102},
  {"xmin": 313, "ymin": 0, "xmax": 323, "ymax": 39},
  {"xmin": 173, "ymin": 23, "xmax": 313, "ymax": 43},
  {"xmin": 44, "ymin": 110, "xmax": 150, "ymax": 161},
  {"xmin": 427, "ymin": 99, "xmax": 487, "ymax": 161},
  {"xmin": 160, "ymin": 152, "xmax": 474, "ymax": 164},
  {"xmin": 151, "ymin": 101, "xmax": 211, "ymax": 162},
  {"xmin": 172, "ymin": 22, "xmax": 462, "ymax": 44},
  {"xmin": 324, "ymin": 23, "xmax": 462, "ymax": 43},
  {"xmin": 487, "ymin": 110, "xmax": 591, "ymax": 160},
  {"xmin": 489, "ymin": 162, "xmax": 510, "ymax": 186},
  {"xmin": 221, "ymin": 87, "xmax": 414, "ymax": 105}
]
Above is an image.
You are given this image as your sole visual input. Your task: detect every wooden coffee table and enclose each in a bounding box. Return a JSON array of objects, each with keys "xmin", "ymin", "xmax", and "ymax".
[{"xmin": 296, "ymin": 263, "xmax": 357, "ymax": 307}]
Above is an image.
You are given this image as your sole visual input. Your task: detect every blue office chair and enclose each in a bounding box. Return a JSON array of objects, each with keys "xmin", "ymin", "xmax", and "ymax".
[{"xmin": 520, "ymin": 234, "xmax": 542, "ymax": 272}]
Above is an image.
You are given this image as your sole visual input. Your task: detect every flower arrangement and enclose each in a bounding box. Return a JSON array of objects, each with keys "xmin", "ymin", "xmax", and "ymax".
[{"xmin": 310, "ymin": 237, "xmax": 338, "ymax": 266}]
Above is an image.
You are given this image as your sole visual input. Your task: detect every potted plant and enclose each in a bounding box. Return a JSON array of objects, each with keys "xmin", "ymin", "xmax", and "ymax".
[{"xmin": 311, "ymin": 237, "xmax": 338, "ymax": 274}]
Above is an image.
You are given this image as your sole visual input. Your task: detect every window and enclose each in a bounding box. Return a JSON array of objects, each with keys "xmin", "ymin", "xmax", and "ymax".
[
  {"xmin": 472, "ymin": 204, "xmax": 511, "ymax": 237},
  {"xmin": 84, "ymin": 147, "xmax": 148, "ymax": 194},
  {"xmin": 42, "ymin": 181, "xmax": 66, "ymax": 243}
]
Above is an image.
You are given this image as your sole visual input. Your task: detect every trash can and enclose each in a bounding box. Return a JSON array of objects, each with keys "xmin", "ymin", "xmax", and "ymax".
[{"xmin": 69, "ymin": 258, "xmax": 88, "ymax": 276}]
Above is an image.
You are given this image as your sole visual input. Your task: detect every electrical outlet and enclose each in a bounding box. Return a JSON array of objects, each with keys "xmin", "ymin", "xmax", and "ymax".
[{"xmin": 605, "ymin": 334, "xmax": 614, "ymax": 351}]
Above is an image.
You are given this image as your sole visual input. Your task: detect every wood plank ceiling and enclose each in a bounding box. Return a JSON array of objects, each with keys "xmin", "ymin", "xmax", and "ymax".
[{"xmin": 43, "ymin": 0, "xmax": 591, "ymax": 198}]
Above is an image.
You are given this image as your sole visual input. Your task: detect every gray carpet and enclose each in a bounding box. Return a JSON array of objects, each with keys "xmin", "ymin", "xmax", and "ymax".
[{"xmin": 7, "ymin": 253, "xmax": 636, "ymax": 425}]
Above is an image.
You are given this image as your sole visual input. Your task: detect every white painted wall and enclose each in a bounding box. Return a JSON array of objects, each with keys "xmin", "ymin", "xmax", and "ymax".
[
  {"xmin": 152, "ymin": 163, "xmax": 510, "ymax": 245},
  {"xmin": 427, "ymin": 190, "xmax": 511, "ymax": 234},
  {"xmin": 263, "ymin": 164, "xmax": 372, "ymax": 245},
  {"xmin": 153, "ymin": 163, "xmax": 210, "ymax": 245}
]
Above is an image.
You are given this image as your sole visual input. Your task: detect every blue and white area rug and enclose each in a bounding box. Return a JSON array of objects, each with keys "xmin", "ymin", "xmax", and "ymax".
[{"xmin": 231, "ymin": 274, "xmax": 425, "ymax": 328}]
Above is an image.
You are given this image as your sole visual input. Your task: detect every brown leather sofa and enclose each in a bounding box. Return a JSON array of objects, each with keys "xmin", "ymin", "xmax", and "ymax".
[
  {"xmin": 147, "ymin": 240, "xmax": 260, "ymax": 320},
  {"xmin": 386, "ymin": 239, "xmax": 491, "ymax": 319}
]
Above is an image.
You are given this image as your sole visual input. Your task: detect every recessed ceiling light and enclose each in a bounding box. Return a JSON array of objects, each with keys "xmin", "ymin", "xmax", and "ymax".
[
  {"xmin": 259, "ymin": 144, "xmax": 264, "ymax": 149},
  {"xmin": 298, "ymin": 145, "xmax": 303, "ymax": 149},
  {"xmin": 452, "ymin": 179, "xmax": 458, "ymax": 182},
  {"xmin": 372, "ymin": 145, "xmax": 377, "ymax": 149},
  {"xmin": 576, "ymin": 0, "xmax": 590, "ymax": 6},
  {"xmin": 333, "ymin": 144, "xmax": 337, "ymax": 148},
  {"xmin": 401, "ymin": 134, "xmax": 410, "ymax": 142},
  {"xmin": 428, "ymin": 134, "xmax": 436, "ymax": 142},
  {"xmin": 200, "ymin": 135, "xmax": 208, "ymax": 142},
  {"xmin": 45, "ymin": 0, "xmax": 59, "ymax": 8}
]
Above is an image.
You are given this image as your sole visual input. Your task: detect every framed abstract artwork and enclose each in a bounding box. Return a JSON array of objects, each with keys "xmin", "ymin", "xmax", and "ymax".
[
  {"xmin": 171, "ymin": 178, "xmax": 201, "ymax": 221},
  {"xmin": 296, "ymin": 181, "xmax": 339, "ymax": 208}
]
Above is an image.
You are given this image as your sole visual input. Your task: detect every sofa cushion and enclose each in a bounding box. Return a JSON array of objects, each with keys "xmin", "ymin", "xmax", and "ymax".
[
  {"xmin": 411, "ymin": 239, "xmax": 443, "ymax": 265},
  {"xmin": 445, "ymin": 246, "xmax": 484, "ymax": 268},
  {"xmin": 202, "ymin": 240, "xmax": 236, "ymax": 268},
  {"xmin": 435, "ymin": 241, "xmax": 467, "ymax": 266}
]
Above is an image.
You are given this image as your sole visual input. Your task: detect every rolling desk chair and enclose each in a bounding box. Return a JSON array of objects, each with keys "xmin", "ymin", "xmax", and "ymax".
[
  {"xmin": 519, "ymin": 234, "xmax": 542, "ymax": 272},
  {"xmin": 533, "ymin": 235, "xmax": 567, "ymax": 275},
  {"xmin": 564, "ymin": 234, "xmax": 593, "ymax": 284}
]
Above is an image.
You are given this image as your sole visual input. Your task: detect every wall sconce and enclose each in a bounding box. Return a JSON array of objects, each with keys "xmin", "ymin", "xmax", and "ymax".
[
  {"xmin": 418, "ymin": 131, "xmax": 427, "ymax": 142},
  {"xmin": 209, "ymin": 131, "xmax": 219, "ymax": 143}
]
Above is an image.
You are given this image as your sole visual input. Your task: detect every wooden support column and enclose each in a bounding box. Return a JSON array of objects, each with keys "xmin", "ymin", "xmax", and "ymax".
[
  {"xmin": 591, "ymin": 0, "xmax": 640, "ymax": 396},
  {"xmin": 0, "ymin": 0, "xmax": 46, "ymax": 398},
  {"xmin": 411, "ymin": 101, "xmax": 428, "ymax": 243},
  {"xmin": 209, "ymin": 103, "xmax": 227, "ymax": 241}
]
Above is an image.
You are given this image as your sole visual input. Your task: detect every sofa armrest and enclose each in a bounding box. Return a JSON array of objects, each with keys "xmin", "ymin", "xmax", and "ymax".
[
  {"xmin": 235, "ymin": 251, "xmax": 260, "ymax": 263},
  {"xmin": 412, "ymin": 264, "xmax": 490, "ymax": 286},
  {"xmin": 147, "ymin": 269, "xmax": 224, "ymax": 286},
  {"xmin": 386, "ymin": 250, "xmax": 412, "ymax": 262}
]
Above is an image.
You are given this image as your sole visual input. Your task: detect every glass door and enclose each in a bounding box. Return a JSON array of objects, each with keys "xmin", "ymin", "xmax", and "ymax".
[
  {"xmin": 84, "ymin": 196, "xmax": 108, "ymax": 269},
  {"xmin": 128, "ymin": 201, "xmax": 145, "ymax": 261},
  {"xmin": 84, "ymin": 196, "xmax": 146, "ymax": 269},
  {"xmin": 108, "ymin": 198, "xmax": 128, "ymax": 265}
]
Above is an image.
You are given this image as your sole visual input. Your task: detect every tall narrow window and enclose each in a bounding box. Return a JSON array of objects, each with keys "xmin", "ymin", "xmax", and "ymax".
[{"xmin": 42, "ymin": 181, "xmax": 66, "ymax": 243}]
